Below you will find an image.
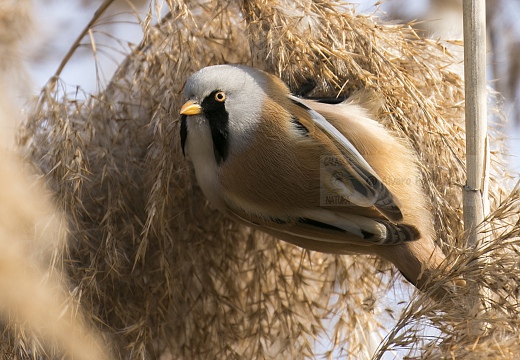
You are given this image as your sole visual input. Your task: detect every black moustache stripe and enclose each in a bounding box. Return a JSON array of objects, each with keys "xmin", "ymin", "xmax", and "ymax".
[
  {"xmin": 180, "ymin": 114, "xmax": 187, "ymax": 156},
  {"xmin": 202, "ymin": 90, "xmax": 230, "ymax": 164}
]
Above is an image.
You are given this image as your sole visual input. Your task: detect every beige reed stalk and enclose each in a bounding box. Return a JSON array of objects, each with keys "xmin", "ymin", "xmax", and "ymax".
[
  {"xmin": 462, "ymin": 0, "xmax": 489, "ymax": 316},
  {"xmin": 463, "ymin": 0, "xmax": 487, "ymax": 246}
]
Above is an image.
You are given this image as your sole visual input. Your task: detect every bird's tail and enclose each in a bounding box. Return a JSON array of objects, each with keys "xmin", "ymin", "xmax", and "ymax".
[{"xmin": 374, "ymin": 238, "xmax": 465, "ymax": 299}]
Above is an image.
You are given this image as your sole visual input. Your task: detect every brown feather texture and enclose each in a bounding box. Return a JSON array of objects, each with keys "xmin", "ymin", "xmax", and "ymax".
[{"xmin": 5, "ymin": 0, "xmax": 519, "ymax": 359}]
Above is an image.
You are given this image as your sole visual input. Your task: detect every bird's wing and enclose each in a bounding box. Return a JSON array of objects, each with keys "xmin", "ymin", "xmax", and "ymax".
[
  {"xmin": 225, "ymin": 206, "xmax": 420, "ymax": 247},
  {"xmin": 288, "ymin": 95, "xmax": 403, "ymax": 222}
]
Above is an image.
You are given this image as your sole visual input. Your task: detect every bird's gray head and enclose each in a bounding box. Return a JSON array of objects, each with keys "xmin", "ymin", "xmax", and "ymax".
[
  {"xmin": 183, "ymin": 64, "xmax": 270, "ymax": 104},
  {"xmin": 180, "ymin": 65, "xmax": 269, "ymax": 164}
]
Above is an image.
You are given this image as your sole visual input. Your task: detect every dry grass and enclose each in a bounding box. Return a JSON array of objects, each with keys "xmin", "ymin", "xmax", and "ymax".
[
  {"xmin": 3, "ymin": 0, "xmax": 519, "ymax": 359},
  {"xmin": 0, "ymin": 1, "xmax": 112, "ymax": 359}
]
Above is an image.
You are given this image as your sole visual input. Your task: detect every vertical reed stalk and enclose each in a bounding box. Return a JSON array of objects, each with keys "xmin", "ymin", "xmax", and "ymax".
[{"xmin": 462, "ymin": 0, "xmax": 489, "ymax": 321}]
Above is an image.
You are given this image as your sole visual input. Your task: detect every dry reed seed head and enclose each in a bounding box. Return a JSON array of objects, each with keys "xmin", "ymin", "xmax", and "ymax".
[
  {"xmin": 0, "ymin": 2, "xmax": 114, "ymax": 359},
  {"xmin": 0, "ymin": 0, "xmax": 33, "ymax": 148},
  {"xmin": 0, "ymin": 0, "xmax": 31, "ymax": 51},
  {"xmin": 12, "ymin": 0, "xmax": 520, "ymax": 359}
]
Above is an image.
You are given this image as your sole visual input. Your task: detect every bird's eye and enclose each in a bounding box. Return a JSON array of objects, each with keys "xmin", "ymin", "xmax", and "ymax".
[{"xmin": 214, "ymin": 91, "xmax": 226, "ymax": 102}]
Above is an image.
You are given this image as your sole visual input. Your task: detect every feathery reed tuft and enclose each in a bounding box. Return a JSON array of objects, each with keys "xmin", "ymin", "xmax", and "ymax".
[{"xmin": 7, "ymin": 0, "xmax": 520, "ymax": 358}]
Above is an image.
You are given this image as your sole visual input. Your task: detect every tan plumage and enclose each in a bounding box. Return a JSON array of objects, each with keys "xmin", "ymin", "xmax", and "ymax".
[{"xmin": 180, "ymin": 64, "xmax": 459, "ymax": 295}]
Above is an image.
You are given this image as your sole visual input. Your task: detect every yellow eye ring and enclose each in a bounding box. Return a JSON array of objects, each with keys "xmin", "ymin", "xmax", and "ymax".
[{"xmin": 214, "ymin": 91, "xmax": 226, "ymax": 102}]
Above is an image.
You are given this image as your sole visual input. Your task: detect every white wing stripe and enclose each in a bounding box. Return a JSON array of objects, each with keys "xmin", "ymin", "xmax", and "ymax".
[{"xmin": 289, "ymin": 95, "xmax": 381, "ymax": 181}]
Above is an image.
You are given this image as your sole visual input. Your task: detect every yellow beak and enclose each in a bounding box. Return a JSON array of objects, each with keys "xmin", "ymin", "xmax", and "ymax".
[{"xmin": 180, "ymin": 100, "xmax": 203, "ymax": 116}]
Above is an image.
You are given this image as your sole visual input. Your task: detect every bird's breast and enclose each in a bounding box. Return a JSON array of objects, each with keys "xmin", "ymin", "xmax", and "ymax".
[{"xmin": 186, "ymin": 118, "xmax": 225, "ymax": 209}]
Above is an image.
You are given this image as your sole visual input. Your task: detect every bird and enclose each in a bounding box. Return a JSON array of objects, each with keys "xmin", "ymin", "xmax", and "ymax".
[{"xmin": 179, "ymin": 64, "xmax": 459, "ymax": 294}]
